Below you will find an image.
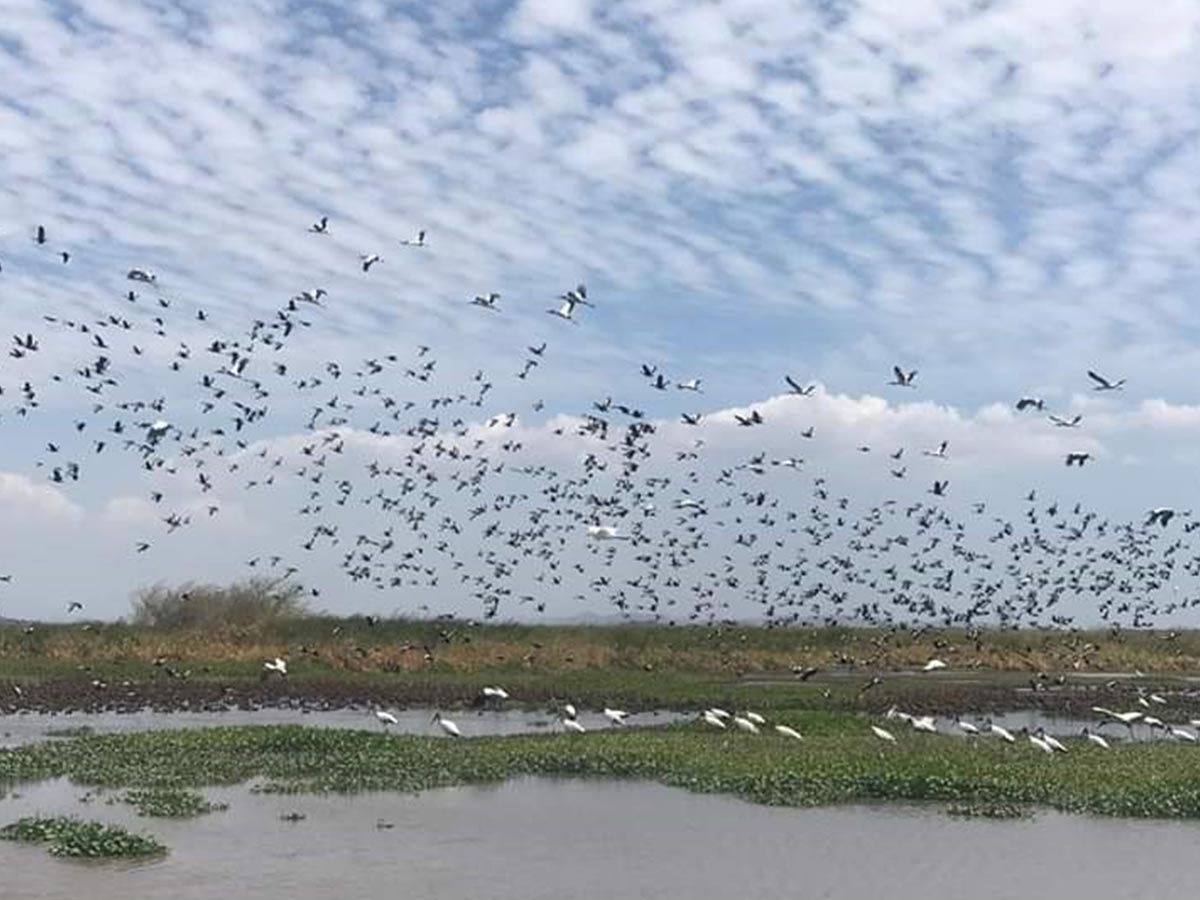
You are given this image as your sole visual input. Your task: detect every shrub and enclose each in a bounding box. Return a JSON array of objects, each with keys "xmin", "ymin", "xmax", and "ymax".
[{"xmin": 128, "ymin": 577, "xmax": 308, "ymax": 629}]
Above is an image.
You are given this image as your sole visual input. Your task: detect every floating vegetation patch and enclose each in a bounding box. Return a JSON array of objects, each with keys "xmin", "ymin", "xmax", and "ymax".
[
  {"xmin": 43, "ymin": 726, "xmax": 95, "ymax": 739},
  {"xmin": 122, "ymin": 787, "xmax": 227, "ymax": 818},
  {"xmin": 6, "ymin": 723, "xmax": 1200, "ymax": 821},
  {"xmin": 945, "ymin": 802, "xmax": 1032, "ymax": 819},
  {"xmin": 0, "ymin": 815, "xmax": 166, "ymax": 858}
]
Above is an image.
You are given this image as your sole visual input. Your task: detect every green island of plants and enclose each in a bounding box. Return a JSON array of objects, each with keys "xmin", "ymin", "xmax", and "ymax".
[
  {"xmin": 0, "ymin": 815, "xmax": 166, "ymax": 858},
  {"xmin": 5, "ymin": 719, "xmax": 1200, "ymax": 820},
  {"xmin": 122, "ymin": 787, "xmax": 227, "ymax": 818}
]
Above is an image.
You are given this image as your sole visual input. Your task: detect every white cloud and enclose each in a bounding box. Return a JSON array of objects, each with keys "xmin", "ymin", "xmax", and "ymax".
[
  {"xmin": 3, "ymin": 0, "xmax": 1200, "ymax": 623},
  {"xmin": 0, "ymin": 472, "xmax": 83, "ymax": 523}
]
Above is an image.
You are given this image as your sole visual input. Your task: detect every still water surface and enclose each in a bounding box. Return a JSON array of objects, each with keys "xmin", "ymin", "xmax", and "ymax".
[
  {"xmin": 0, "ymin": 707, "xmax": 681, "ymax": 746},
  {"xmin": 3, "ymin": 778, "xmax": 1200, "ymax": 899}
]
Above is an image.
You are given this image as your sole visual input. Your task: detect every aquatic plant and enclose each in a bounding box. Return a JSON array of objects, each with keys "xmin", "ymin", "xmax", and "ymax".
[
  {"xmin": 945, "ymin": 801, "xmax": 1031, "ymax": 819},
  {"xmin": 43, "ymin": 726, "xmax": 96, "ymax": 739},
  {"xmin": 5, "ymin": 721, "xmax": 1200, "ymax": 820},
  {"xmin": 0, "ymin": 815, "xmax": 166, "ymax": 858},
  {"xmin": 122, "ymin": 787, "xmax": 226, "ymax": 817}
]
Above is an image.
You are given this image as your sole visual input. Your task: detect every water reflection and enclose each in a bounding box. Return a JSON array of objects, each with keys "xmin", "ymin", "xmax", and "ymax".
[
  {"xmin": 3, "ymin": 778, "xmax": 1200, "ymax": 899},
  {"xmin": 0, "ymin": 707, "xmax": 682, "ymax": 747}
]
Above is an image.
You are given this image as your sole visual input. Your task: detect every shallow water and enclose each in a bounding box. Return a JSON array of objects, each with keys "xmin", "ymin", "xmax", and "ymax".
[
  {"xmin": 0, "ymin": 707, "xmax": 681, "ymax": 747},
  {"xmin": 3, "ymin": 778, "xmax": 1200, "ymax": 899}
]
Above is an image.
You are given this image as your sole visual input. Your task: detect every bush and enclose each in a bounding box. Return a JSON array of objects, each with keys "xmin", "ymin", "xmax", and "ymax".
[{"xmin": 128, "ymin": 577, "xmax": 309, "ymax": 629}]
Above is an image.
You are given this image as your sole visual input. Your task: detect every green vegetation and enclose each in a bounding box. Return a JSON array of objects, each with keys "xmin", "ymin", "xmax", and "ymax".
[
  {"xmin": 43, "ymin": 726, "xmax": 96, "ymax": 739},
  {"xmin": 945, "ymin": 801, "xmax": 1032, "ymax": 819},
  {"xmin": 4, "ymin": 721, "xmax": 1200, "ymax": 819},
  {"xmin": 122, "ymin": 787, "xmax": 226, "ymax": 818},
  {"xmin": 0, "ymin": 816, "xmax": 166, "ymax": 858}
]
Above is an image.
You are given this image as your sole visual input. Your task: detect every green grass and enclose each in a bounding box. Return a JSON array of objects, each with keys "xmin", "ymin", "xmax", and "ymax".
[
  {"xmin": 0, "ymin": 816, "xmax": 166, "ymax": 858},
  {"xmin": 5, "ymin": 719, "xmax": 1200, "ymax": 819}
]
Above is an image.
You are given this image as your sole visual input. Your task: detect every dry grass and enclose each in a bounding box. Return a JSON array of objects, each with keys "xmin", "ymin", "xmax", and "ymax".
[{"xmin": 4, "ymin": 616, "xmax": 1200, "ymax": 677}]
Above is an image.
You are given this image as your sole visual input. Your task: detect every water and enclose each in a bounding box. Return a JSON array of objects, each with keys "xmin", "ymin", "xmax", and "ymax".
[
  {"xmin": 0, "ymin": 707, "xmax": 681, "ymax": 747},
  {"xmin": 3, "ymin": 778, "xmax": 1200, "ymax": 899}
]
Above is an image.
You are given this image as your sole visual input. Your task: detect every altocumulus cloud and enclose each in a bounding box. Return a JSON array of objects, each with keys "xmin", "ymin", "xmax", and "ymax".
[{"xmin": 0, "ymin": 0, "xmax": 1197, "ymax": 617}]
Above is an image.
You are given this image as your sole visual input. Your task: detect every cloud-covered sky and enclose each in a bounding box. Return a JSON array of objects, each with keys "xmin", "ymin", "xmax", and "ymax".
[{"xmin": 1, "ymin": 0, "xmax": 1199, "ymax": 622}]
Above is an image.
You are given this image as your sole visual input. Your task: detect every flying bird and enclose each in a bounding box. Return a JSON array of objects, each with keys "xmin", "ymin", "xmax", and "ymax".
[
  {"xmin": 1088, "ymin": 370, "xmax": 1125, "ymax": 391},
  {"xmin": 1048, "ymin": 414, "xmax": 1082, "ymax": 428},
  {"xmin": 889, "ymin": 366, "xmax": 917, "ymax": 387},
  {"xmin": 785, "ymin": 376, "xmax": 816, "ymax": 396}
]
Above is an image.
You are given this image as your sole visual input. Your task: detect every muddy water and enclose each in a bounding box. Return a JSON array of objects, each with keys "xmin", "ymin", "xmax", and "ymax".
[
  {"xmin": 0, "ymin": 707, "xmax": 682, "ymax": 747},
  {"xmin": 3, "ymin": 778, "xmax": 1200, "ymax": 899}
]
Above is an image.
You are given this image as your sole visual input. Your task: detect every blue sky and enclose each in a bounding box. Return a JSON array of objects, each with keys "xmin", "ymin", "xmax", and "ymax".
[{"xmin": 2, "ymin": 0, "xmax": 1200, "ymax": 621}]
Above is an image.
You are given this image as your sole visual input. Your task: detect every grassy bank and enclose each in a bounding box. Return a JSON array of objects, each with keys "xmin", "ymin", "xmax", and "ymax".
[
  {"xmin": 6, "ymin": 720, "xmax": 1200, "ymax": 819},
  {"xmin": 4, "ymin": 617, "xmax": 1200, "ymax": 680}
]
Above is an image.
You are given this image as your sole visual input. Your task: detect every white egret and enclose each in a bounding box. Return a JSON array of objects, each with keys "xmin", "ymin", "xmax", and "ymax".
[
  {"xmin": 702, "ymin": 711, "xmax": 727, "ymax": 729},
  {"xmin": 374, "ymin": 709, "xmax": 398, "ymax": 729},
  {"xmin": 603, "ymin": 708, "xmax": 628, "ymax": 727},
  {"xmin": 954, "ymin": 716, "xmax": 979, "ymax": 735},
  {"xmin": 744, "ymin": 711, "xmax": 766, "ymax": 726},
  {"xmin": 922, "ymin": 659, "xmax": 947, "ymax": 672},
  {"xmin": 871, "ymin": 725, "xmax": 897, "ymax": 743},
  {"xmin": 561, "ymin": 718, "xmax": 586, "ymax": 734},
  {"xmin": 1081, "ymin": 728, "xmax": 1110, "ymax": 749},
  {"xmin": 1026, "ymin": 729, "xmax": 1054, "ymax": 754},
  {"xmin": 733, "ymin": 716, "xmax": 760, "ymax": 734},
  {"xmin": 774, "ymin": 725, "xmax": 803, "ymax": 741},
  {"xmin": 984, "ymin": 719, "xmax": 1015, "ymax": 743},
  {"xmin": 1035, "ymin": 727, "xmax": 1068, "ymax": 753}
]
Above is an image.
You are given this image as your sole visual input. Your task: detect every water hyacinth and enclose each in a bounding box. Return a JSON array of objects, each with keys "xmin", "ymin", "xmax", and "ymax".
[
  {"xmin": 122, "ymin": 787, "xmax": 227, "ymax": 818},
  {"xmin": 4, "ymin": 721, "xmax": 1200, "ymax": 820},
  {"xmin": 0, "ymin": 816, "xmax": 166, "ymax": 858}
]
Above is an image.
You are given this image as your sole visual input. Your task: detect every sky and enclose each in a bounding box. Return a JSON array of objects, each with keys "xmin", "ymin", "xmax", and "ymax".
[{"xmin": 2, "ymin": 0, "xmax": 1200, "ymax": 623}]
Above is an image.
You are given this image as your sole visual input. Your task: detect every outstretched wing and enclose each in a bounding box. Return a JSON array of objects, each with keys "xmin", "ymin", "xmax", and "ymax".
[{"xmin": 1087, "ymin": 370, "xmax": 1110, "ymax": 388}]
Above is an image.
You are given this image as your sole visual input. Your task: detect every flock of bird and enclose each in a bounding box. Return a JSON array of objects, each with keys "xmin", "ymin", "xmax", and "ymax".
[
  {"xmin": 0, "ymin": 219, "xmax": 1195, "ymax": 638},
  {"xmin": 362, "ymin": 677, "xmax": 1200, "ymax": 751}
]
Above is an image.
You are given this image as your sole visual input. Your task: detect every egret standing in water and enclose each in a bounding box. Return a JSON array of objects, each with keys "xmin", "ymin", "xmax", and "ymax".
[
  {"xmin": 375, "ymin": 709, "xmax": 398, "ymax": 729},
  {"xmin": 432, "ymin": 712, "xmax": 463, "ymax": 738}
]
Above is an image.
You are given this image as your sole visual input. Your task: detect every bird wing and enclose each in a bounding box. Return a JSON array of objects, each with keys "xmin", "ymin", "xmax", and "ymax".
[
  {"xmin": 892, "ymin": 365, "xmax": 904, "ymax": 382},
  {"xmin": 1087, "ymin": 370, "xmax": 1111, "ymax": 388}
]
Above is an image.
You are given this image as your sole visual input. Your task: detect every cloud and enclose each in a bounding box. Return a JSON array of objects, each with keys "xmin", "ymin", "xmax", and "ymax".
[
  {"xmin": 3, "ymin": 0, "xmax": 1200, "ymax": 622},
  {"xmin": 0, "ymin": 472, "xmax": 83, "ymax": 523}
]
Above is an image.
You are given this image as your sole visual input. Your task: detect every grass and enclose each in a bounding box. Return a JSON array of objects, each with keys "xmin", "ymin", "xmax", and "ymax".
[
  {"xmin": 6, "ymin": 617, "xmax": 1200, "ymax": 680},
  {"xmin": 5, "ymin": 719, "xmax": 1200, "ymax": 819},
  {"xmin": 0, "ymin": 815, "xmax": 166, "ymax": 858}
]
